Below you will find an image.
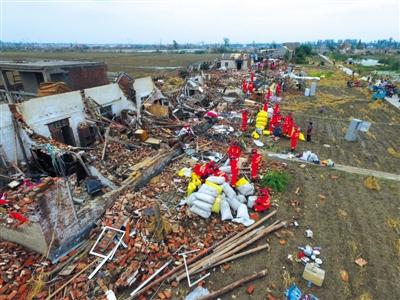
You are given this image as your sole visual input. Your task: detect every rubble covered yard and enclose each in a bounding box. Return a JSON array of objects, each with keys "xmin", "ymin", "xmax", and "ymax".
[{"xmin": 0, "ymin": 52, "xmax": 399, "ymax": 300}]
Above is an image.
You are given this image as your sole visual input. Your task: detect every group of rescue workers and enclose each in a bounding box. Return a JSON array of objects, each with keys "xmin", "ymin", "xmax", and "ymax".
[{"xmin": 241, "ymin": 71, "xmax": 313, "ymax": 153}]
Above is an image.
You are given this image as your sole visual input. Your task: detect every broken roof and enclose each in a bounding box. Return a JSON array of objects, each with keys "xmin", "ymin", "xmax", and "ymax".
[
  {"xmin": 0, "ymin": 59, "xmax": 105, "ymax": 71},
  {"xmin": 133, "ymin": 76, "xmax": 155, "ymax": 98}
]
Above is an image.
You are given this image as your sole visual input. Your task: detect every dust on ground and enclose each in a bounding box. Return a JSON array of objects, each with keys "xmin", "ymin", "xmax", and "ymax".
[{"xmin": 174, "ymin": 161, "xmax": 400, "ymax": 300}]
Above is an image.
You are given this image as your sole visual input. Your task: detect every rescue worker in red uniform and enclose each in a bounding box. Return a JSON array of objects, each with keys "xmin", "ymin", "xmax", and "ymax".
[
  {"xmin": 250, "ymin": 149, "xmax": 262, "ymax": 181},
  {"xmin": 282, "ymin": 113, "xmax": 294, "ymax": 136},
  {"xmin": 273, "ymin": 103, "xmax": 280, "ymax": 116},
  {"xmin": 248, "ymin": 81, "xmax": 254, "ymax": 94},
  {"xmin": 242, "ymin": 80, "xmax": 248, "ymax": 94},
  {"xmin": 269, "ymin": 112, "xmax": 282, "ymax": 133},
  {"xmin": 265, "ymin": 88, "xmax": 272, "ymax": 101},
  {"xmin": 263, "ymin": 101, "xmax": 268, "ymax": 112},
  {"xmin": 253, "ymin": 188, "xmax": 271, "ymax": 212},
  {"xmin": 227, "ymin": 142, "xmax": 241, "ymax": 186},
  {"xmin": 276, "ymin": 82, "xmax": 282, "ymax": 96},
  {"xmin": 291, "ymin": 127, "xmax": 300, "ymax": 152},
  {"xmin": 241, "ymin": 110, "xmax": 248, "ymax": 131}
]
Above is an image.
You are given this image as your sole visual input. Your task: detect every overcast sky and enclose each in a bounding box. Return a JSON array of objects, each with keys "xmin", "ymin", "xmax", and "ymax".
[{"xmin": 1, "ymin": 0, "xmax": 399, "ymax": 44}]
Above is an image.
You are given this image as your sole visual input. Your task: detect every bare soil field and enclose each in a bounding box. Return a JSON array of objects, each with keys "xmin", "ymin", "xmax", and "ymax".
[
  {"xmin": 276, "ymin": 66, "xmax": 400, "ymax": 174},
  {"xmin": 175, "ymin": 162, "xmax": 400, "ymax": 300},
  {"xmin": 0, "ymin": 51, "xmax": 220, "ymax": 78}
]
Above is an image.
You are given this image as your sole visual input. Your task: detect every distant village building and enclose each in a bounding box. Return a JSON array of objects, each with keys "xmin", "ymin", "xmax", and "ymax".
[
  {"xmin": 339, "ymin": 42, "xmax": 352, "ymax": 54},
  {"xmin": 220, "ymin": 53, "xmax": 250, "ymax": 70}
]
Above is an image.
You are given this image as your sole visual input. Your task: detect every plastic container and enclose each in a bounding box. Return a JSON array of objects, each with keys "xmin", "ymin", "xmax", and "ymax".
[{"xmin": 302, "ymin": 263, "xmax": 325, "ymax": 287}]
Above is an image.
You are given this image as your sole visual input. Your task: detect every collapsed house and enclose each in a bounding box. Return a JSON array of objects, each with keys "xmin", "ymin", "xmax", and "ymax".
[
  {"xmin": 220, "ymin": 53, "xmax": 251, "ymax": 70},
  {"xmin": 0, "ymin": 59, "xmax": 108, "ymax": 101},
  {"xmin": 0, "ymin": 81, "xmax": 137, "ymax": 259},
  {"xmin": 0, "ymin": 83, "xmax": 135, "ymax": 162}
]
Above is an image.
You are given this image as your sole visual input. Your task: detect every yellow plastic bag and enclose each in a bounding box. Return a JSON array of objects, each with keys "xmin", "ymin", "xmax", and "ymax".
[
  {"xmin": 178, "ymin": 167, "xmax": 192, "ymax": 177},
  {"xmin": 205, "ymin": 180, "xmax": 222, "ymax": 194},
  {"xmin": 187, "ymin": 173, "xmax": 201, "ymax": 195},
  {"xmin": 236, "ymin": 177, "xmax": 249, "ymax": 188},
  {"xmin": 251, "ymin": 131, "xmax": 260, "ymax": 139},
  {"xmin": 299, "ymin": 133, "xmax": 305, "ymax": 141},
  {"xmin": 212, "ymin": 195, "xmax": 222, "ymax": 213},
  {"xmin": 263, "ymin": 130, "xmax": 271, "ymax": 136},
  {"xmin": 191, "ymin": 173, "xmax": 202, "ymax": 186},
  {"xmin": 187, "ymin": 181, "xmax": 197, "ymax": 196}
]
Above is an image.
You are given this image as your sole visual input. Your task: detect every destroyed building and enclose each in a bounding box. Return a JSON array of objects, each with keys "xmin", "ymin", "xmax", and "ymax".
[
  {"xmin": 0, "ymin": 59, "xmax": 108, "ymax": 101},
  {"xmin": 0, "ymin": 83, "xmax": 135, "ymax": 162},
  {"xmin": 220, "ymin": 53, "xmax": 250, "ymax": 70}
]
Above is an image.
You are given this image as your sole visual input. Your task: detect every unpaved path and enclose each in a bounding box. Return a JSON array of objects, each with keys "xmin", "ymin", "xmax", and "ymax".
[{"xmin": 266, "ymin": 152, "xmax": 400, "ymax": 181}]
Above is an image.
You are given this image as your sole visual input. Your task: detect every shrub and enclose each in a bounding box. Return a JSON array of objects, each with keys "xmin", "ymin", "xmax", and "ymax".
[{"xmin": 260, "ymin": 170, "xmax": 290, "ymax": 192}]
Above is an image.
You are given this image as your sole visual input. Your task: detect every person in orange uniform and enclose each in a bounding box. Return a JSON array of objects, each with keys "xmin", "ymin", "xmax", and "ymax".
[
  {"xmin": 276, "ymin": 82, "xmax": 282, "ymax": 96},
  {"xmin": 227, "ymin": 142, "xmax": 242, "ymax": 186},
  {"xmin": 273, "ymin": 103, "xmax": 280, "ymax": 116},
  {"xmin": 242, "ymin": 79, "xmax": 248, "ymax": 94},
  {"xmin": 283, "ymin": 113, "xmax": 294, "ymax": 136},
  {"xmin": 253, "ymin": 188, "xmax": 271, "ymax": 212},
  {"xmin": 241, "ymin": 110, "xmax": 248, "ymax": 131},
  {"xmin": 248, "ymin": 81, "xmax": 254, "ymax": 94},
  {"xmin": 291, "ymin": 127, "xmax": 300, "ymax": 152},
  {"xmin": 250, "ymin": 149, "xmax": 262, "ymax": 181}
]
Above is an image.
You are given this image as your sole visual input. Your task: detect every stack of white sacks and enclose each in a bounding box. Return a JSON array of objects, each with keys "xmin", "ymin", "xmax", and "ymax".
[{"xmin": 184, "ymin": 169, "xmax": 257, "ymax": 227}]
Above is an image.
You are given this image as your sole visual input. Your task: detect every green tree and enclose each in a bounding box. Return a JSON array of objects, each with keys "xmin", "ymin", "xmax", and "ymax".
[
  {"xmin": 172, "ymin": 40, "xmax": 179, "ymax": 50},
  {"xmin": 223, "ymin": 37, "xmax": 230, "ymax": 48}
]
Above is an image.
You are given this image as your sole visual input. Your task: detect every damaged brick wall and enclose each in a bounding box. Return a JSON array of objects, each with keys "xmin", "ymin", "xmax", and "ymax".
[{"xmin": 67, "ymin": 65, "xmax": 108, "ymax": 91}]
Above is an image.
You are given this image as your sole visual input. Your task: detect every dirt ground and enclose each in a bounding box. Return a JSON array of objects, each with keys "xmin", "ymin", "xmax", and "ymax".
[
  {"xmin": 0, "ymin": 51, "xmax": 219, "ymax": 78},
  {"xmin": 275, "ymin": 66, "xmax": 400, "ymax": 174},
  {"xmin": 173, "ymin": 161, "xmax": 400, "ymax": 300}
]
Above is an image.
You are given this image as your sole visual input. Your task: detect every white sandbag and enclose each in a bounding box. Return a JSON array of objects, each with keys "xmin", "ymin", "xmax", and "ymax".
[
  {"xmin": 219, "ymin": 166, "xmax": 231, "ymax": 174},
  {"xmin": 226, "ymin": 196, "xmax": 241, "ymax": 211},
  {"xmin": 198, "ymin": 184, "xmax": 218, "ymax": 197},
  {"xmin": 236, "ymin": 183, "xmax": 255, "ymax": 196},
  {"xmin": 192, "ymin": 192, "xmax": 216, "ymax": 204},
  {"xmin": 190, "ymin": 205, "xmax": 211, "ymax": 218},
  {"xmin": 232, "ymin": 204, "xmax": 255, "ymax": 227},
  {"xmin": 192, "ymin": 200, "xmax": 213, "ymax": 211},
  {"xmin": 206, "ymin": 176, "xmax": 226, "ymax": 185},
  {"xmin": 220, "ymin": 200, "xmax": 233, "ymax": 221},
  {"xmin": 247, "ymin": 196, "xmax": 257, "ymax": 208},
  {"xmin": 222, "ymin": 182, "xmax": 237, "ymax": 200},
  {"xmin": 186, "ymin": 193, "xmax": 197, "ymax": 205},
  {"xmin": 237, "ymin": 194, "xmax": 247, "ymax": 204}
]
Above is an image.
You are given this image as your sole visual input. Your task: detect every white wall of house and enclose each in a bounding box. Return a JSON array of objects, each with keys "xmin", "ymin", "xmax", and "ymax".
[
  {"xmin": 0, "ymin": 83, "xmax": 135, "ymax": 162},
  {"xmin": 221, "ymin": 59, "xmax": 237, "ymax": 69},
  {"xmin": 220, "ymin": 59, "xmax": 249, "ymax": 70}
]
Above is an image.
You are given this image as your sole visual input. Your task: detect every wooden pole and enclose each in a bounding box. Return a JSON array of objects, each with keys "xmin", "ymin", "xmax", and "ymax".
[
  {"xmin": 198, "ymin": 268, "xmax": 268, "ymax": 300},
  {"xmin": 176, "ymin": 219, "xmax": 279, "ymax": 280},
  {"xmin": 176, "ymin": 211, "xmax": 277, "ymax": 280},
  {"xmin": 127, "ymin": 232, "xmax": 235, "ymax": 299},
  {"xmin": 46, "ymin": 258, "xmax": 99, "ymax": 300},
  {"xmin": 214, "ymin": 210, "xmax": 276, "ymax": 252},
  {"xmin": 191, "ymin": 243, "xmax": 269, "ymax": 276},
  {"xmin": 176, "ymin": 221, "xmax": 283, "ymax": 282}
]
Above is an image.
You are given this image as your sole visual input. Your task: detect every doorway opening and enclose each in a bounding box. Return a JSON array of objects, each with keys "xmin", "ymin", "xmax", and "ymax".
[{"xmin": 47, "ymin": 118, "xmax": 76, "ymax": 146}]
